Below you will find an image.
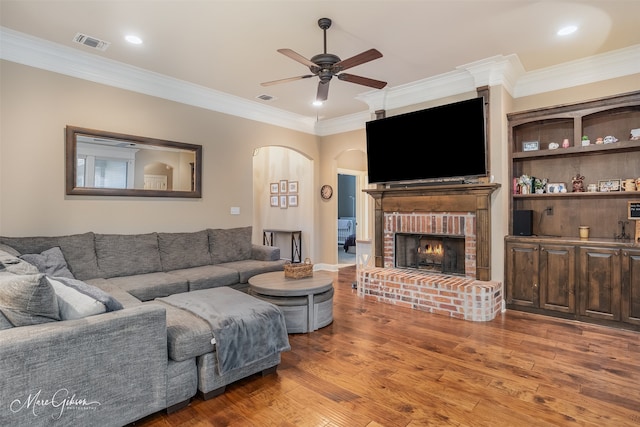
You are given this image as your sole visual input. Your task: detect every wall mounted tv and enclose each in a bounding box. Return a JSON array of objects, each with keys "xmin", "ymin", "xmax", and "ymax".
[{"xmin": 365, "ymin": 96, "xmax": 488, "ymax": 185}]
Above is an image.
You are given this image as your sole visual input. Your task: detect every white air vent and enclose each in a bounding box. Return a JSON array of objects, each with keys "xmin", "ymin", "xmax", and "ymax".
[
  {"xmin": 73, "ymin": 33, "xmax": 111, "ymax": 51},
  {"xmin": 256, "ymin": 94, "xmax": 276, "ymax": 102}
]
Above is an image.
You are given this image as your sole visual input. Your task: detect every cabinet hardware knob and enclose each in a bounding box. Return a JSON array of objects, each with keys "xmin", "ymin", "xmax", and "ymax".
[{"xmin": 533, "ymin": 283, "xmax": 538, "ymax": 288}]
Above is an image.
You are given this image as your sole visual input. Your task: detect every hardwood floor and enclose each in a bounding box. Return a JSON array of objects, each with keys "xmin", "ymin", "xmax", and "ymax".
[{"xmin": 135, "ymin": 266, "xmax": 640, "ymax": 426}]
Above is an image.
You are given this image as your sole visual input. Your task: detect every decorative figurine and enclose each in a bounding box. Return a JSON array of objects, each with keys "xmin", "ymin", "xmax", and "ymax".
[
  {"xmin": 562, "ymin": 138, "xmax": 570, "ymax": 148},
  {"xmin": 595, "ymin": 137, "xmax": 604, "ymax": 144},
  {"xmin": 572, "ymin": 174, "xmax": 585, "ymax": 192},
  {"xmin": 549, "ymin": 142, "xmax": 559, "ymax": 150},
  {"xmin": 603, "ymin": 135, "xmax": 618, "ymax": 144}
]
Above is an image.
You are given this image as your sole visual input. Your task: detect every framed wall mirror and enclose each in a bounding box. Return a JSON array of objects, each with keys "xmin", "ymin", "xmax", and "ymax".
[{"xmin": 66, "ymin": 125, "xmax": 202, "ymax": 197}]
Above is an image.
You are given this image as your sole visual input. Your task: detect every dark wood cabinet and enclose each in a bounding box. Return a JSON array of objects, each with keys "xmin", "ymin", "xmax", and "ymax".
[
  {"xmin": 505, "ymin": 91, "xmax": 640, "ymax": 331},
  {"xmin": 506, "ymin": 236, "xmax": 639, "ymax": 330},
  {"xmin": 578, "ymin": 246, "xmax": 621, "ymax": 322},
  {"xmin": 506, "ymin": 239, "xmax": 574, "ymax": 315},
  {"xmin": 621, "ymin": 249, "xmax": 640, "ymax": 326}
]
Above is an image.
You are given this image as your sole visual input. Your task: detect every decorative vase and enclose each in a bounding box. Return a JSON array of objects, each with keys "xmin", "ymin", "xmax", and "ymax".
[{"xmin": 520, "ymin": 185, "xmax": 529, "ymax": 195}]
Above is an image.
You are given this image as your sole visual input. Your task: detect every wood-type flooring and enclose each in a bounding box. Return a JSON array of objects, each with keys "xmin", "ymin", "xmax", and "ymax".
[{"xmin": 134, "ymin": 266, "xmax": 640, "ymax": 426}]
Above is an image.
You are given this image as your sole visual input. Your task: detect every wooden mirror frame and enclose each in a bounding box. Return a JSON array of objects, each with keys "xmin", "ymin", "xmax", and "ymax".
[{"xmin": 65, "ymin": 126, "xmax": 202, "ymax": 198}]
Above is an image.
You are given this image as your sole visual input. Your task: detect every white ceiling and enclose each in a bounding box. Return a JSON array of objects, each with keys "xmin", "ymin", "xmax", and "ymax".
[{"xmin": 1, "ymin": 1, "xmax": 639, "ymax": 131}]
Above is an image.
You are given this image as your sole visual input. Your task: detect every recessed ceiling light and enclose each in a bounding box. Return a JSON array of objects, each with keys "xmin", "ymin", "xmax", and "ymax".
[
  {"xmin": 125, "ymin": 35, "xmax": 143, "ymax": 45},
  {"xmin": 312, "ymin": 100, "xmax": 323, "ymax": 107},
  {"xmin": 557, "ymin": 25, "xmax": 577, "ymax": 36}
]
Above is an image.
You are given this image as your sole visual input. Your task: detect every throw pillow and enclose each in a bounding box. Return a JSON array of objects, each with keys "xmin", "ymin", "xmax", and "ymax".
[
  {"xmin": 46, "ymin": 277, "xmax": 107, "ymax": 320},
  {"xmin": 20, "ymin": 246, "xmax": 75, "ymax": 279},
  {"xmin": 48, "ymin": 276, "xmax": 123, "ymax": 314},
  {"xmin": 0, "ymin": 273, "xmax": 60, "ymax": 326},
  {"xmin": 0, "ymin": 249, "xmax": 39, "ymax": 276}
]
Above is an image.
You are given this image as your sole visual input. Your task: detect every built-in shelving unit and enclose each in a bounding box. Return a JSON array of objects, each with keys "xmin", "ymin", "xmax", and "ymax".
[{"xmin": 505, "ymin": 91, "xmax": 640, "ymax": 330}]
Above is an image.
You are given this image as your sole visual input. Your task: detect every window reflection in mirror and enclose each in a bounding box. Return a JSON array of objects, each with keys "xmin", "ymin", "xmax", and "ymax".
[{"xmin": 66, "ymin": 126, "xmax": 202, "ymax": 197}]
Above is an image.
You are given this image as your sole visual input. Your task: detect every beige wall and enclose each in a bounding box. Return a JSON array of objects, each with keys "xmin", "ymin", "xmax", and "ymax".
[
  {"xmin": 0, "ymin": 61, "xmax": 319, "ymax": 243},
  {"xmin": 1, "ymin": 59, "xmax": 638, "ymax": 271}
]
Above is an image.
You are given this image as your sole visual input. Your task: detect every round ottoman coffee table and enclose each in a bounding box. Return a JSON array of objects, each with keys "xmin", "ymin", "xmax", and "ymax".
[{"xmin": 248, "ymin": 271, "xmax": 334, "ymax": 333}]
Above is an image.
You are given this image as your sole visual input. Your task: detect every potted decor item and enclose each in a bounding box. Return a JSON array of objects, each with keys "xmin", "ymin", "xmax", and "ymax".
[
  {"xmin": 534, "ymin": 177, "xmax": 548, "ymax": 194},
  {"xmin": 581, "ymin": 135, "xmax": 590, "ymax": 146},
  {"xmin": 518, "ymin": 174, "xmax": 532, "ymax": 194}
]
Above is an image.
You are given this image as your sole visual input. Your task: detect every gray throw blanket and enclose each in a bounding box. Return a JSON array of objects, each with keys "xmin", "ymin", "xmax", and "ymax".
[{"xmin": 158, "ymin": 287, "xmax": 290, "ymax": 375}]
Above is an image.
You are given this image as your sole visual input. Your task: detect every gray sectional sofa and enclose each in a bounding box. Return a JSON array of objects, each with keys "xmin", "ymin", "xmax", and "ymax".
[{"xmin": 0, "ymin": 226, "xmax": 289, "ymax": 426}]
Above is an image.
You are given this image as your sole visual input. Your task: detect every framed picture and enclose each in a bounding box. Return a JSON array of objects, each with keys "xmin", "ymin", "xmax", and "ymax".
[
  {"xmin": 270, "ymin": 183, "xmax": 279, "ymax": 194},
  {"xmin": 522, "ymin": 141, "xmax": 539, "ymax": 152},
  {"xmin": 279, "ymin": 180, "xmax": 288, "ymax": 193},
  {"xmin": 270, "ymin": 195, "xmax": 279, "ymax": 207},
  {"xmin": 598, "ymin": 179, "xmax": 621, "ymax": 192},
  {"xmin": 288, "ymin": 194, "xmax": 298, "ymax": 207},
  {"xmin": 279, "ymin": 195, "xmax": 287, "ymax": 209},
  {"xmin": 546, "ymin": 182, "xmax": 566, "ymax": 194},
  {"xmin": 628, "ymin": 201, "xmax": 640, "ymax": 220},
  {"xmin": 288, "ymin": 181, "xmax": 298, "ymax": 193}
]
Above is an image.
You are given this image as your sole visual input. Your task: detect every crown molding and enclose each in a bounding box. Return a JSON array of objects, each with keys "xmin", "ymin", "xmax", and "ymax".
[
  {"xmin": 513, "ymin": 44, "xmax": 640, "ymax": 98},
  {"xmin": 0, "ymin": 27, "xmax": 317, "ymax": 134},
  {"xmin": 2, "ymin": 27, "xmax": 638, "ymax": 137}
]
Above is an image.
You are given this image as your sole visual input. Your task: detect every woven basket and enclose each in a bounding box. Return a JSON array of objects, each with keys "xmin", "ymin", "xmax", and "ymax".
[{"xmin": 283, "ymin": 258, "xmax": 313, "ymax": 279}]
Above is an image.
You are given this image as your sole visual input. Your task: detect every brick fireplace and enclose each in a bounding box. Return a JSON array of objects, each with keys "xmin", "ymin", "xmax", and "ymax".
[{"xmin": 360, "ymin": 184, "xmax": 503, "ymax": 321}]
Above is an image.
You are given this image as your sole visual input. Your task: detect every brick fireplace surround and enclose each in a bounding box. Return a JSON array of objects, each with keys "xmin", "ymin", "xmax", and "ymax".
[{"xmin": 360, "ymin": 184, "xmax": 503, "ymax": 322}]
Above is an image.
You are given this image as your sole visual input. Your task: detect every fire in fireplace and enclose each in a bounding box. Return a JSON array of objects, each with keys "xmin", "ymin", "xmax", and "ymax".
[{"xmin": 395, "ymin": 233, "xmax": 465, "ymax": 275}]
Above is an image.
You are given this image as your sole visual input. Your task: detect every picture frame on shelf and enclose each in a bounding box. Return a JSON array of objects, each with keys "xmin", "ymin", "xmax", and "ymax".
[
  {"xmin": 270, "ymin": 195, "xmax": 279, "ymax": 207},
  {"xmin": 288, "ymin": 195, "xmax": 298, "ymax": 207},
  {"xmin": 279, "ymin": 195, "xmax": 287, "ymax": 209},
  {"xmin": 279, "ymin": 180, "xmax": 288, "ymax": 193},
  {"xmin": 288, "ymin": 181, "xmax": 298, "ymax": 193},
  {"xmin": 270, "ymin": 183, "xmax": 279, "ymax": 194},
  {"xmin": 598, "ymin": 179, "xmax": 621, "ymax": 192},
  {"xmin": 522, "ymin": 141, "xmax": 539, "ymax": 152},
  {"xmin": 546, "ymin": 182, "xmax": 566, "ymax": 194}
]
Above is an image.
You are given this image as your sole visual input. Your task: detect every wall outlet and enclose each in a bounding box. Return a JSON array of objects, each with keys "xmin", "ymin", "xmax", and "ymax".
[{"xmin": 230, "ymin": 207, "xmax": 240, "ymax": 215}]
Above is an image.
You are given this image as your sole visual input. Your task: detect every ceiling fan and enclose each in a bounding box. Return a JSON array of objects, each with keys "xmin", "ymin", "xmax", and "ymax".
[{"xmin": 261, "ymin": 18, "xmax": 387, "ymax": 102}]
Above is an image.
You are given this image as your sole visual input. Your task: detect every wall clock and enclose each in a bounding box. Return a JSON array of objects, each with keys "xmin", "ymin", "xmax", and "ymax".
[{"xmin": 320, "ymin": 184, "xmax": 333, "ymax": 200}]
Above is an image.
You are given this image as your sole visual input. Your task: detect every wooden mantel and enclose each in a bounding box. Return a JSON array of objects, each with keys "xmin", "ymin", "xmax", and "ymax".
[{"xmin": 364, "ymin": 183, "xmax": 500, "ymax": 281}]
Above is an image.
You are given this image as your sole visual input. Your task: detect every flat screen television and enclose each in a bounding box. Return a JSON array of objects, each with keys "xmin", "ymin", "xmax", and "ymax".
[{"xmin": 365, "ymin": 97, "xmax": 488, "ymax": 185}]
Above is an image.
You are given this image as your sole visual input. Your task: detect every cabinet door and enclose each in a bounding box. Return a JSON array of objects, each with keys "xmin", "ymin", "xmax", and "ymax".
[
  {"xmin": 578, "ymin": 247, "xmax": 621, "ymax": 321},
  {"xmin": 621, "ymin": 249, "xmax": 640, "ymax": 326},
  {"xmin": 506, "ymin": 242, "xmax": 539, "ymax": 308},
  {"xmin": 539, "ymin": 244, "xmax": 575, "ymax": 313}
]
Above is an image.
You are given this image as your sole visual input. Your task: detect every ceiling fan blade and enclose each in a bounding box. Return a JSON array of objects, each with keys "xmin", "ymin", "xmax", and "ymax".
[
  {"xmin": 333, "ymin": 49, "xmax": 383, "ymax": 72},
  {"xmin": 277, "ymin": 48, "xmax": 317, "ymax": 68},
  {"xmin": 261, "ymin": 75, "xmax": 314, "ymax": 86},
  {"xmin": 337, "ymin": 73, "xmax": 387, "ymax": 89},
  {"xmin": 316, "ymin": 81, "xmax": 330, "ymax": 102}
]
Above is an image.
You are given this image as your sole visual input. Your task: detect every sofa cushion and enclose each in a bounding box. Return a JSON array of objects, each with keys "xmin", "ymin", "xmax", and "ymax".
[
  {"xmin": 104, "ymin": 272, "xmax": 189, "ymax": 301},
  {"xmin": 0, "ymin": 249, "xmax": 39, "ymax": 276},
  {"xmin": 208, "ymin": 226, "xmax": 252, "ymax": 264},
  {"xmin": 20, "ymin": 247, "xmax": 75, "ymax": 279},
  {"xmin": 158, "ymin": 230, "xmax": 212, "ymax": 271},
  {"xmin": 0, "ymin": 232, "xmax": 101, "ymax": 280},
  {"xmin": 167, "ymin": 265, "xmax": 240, "ymax": 291},
  {"xmin": 0, "ymin": 273, "xmax": 60, "ymax": 326},
  {"xmin": 218, "ymin": 259, "xmax": 287, "ymax": 283},
  {"xmin": 95, "ymin": 233, "xmax": 162, "ymax": 278},
  {"xmin": 150, "ymin": 300, "xmax": 214, "ymax": 361}
]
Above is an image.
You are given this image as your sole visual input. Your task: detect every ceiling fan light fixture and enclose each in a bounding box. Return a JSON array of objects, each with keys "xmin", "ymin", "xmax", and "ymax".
[{"xmin": 261, "ymin": 17, "xmax": 386, "ymax": 102}]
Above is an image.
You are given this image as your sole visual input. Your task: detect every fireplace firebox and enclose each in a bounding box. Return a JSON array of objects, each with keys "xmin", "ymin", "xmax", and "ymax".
[{"xmin": 395, "ymin": 233, "xmax": 465, "ymax": 275}]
